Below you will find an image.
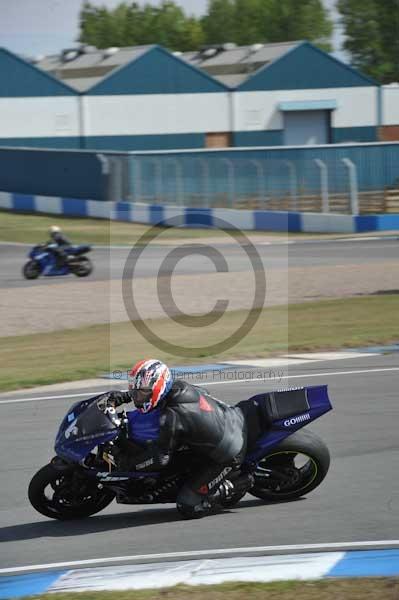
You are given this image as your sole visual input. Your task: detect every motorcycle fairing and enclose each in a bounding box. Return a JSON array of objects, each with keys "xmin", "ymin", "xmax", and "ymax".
[
  {"xmin": 69, "ymin": 245, "xmax": 91, "ymax": 256},
  {"xmin": 53, "ymin": 385, "xmax": 331, "ymax": 479},
  {"xmin": 126, "ymin": 408, "xmax": 161, "ymax": 444},
  {"xmin": 55, "ymin": 396, "xmax": 119, "ymax": 463},
  {"xmin": 245, "ymin": 385, "xmax": 332, "ymax": 463},
  {"xmin": 28, "ymin": 244, "xmax": 90, "ymax": 277},
  {"xmin": 29, "ymin": 246, "xmax": 68, "ymax": 277}
]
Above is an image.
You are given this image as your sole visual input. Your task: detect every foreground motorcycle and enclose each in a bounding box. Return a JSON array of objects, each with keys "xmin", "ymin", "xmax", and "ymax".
[
  {"xmin": 23, "ymin": 244, "xmax": 93, "ymax": 279},
  {"xmin": 28, "ymin": 386, "xmax": 332, "ymax": 520}
]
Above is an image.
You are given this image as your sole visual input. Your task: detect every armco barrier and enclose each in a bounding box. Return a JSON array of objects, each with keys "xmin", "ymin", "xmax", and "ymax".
[{"xmin": 1, "ymin": 191, "xmax": 399, "ymax": 233}]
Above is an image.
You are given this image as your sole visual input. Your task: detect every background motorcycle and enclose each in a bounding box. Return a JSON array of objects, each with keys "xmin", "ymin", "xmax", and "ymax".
[
  {"xmin": 28, "ymin": 386, "xmax": 332, "ymax": 520},
  {"xmin": 23, "ymin": 243, "xmax": 93, "ymax": 279}
]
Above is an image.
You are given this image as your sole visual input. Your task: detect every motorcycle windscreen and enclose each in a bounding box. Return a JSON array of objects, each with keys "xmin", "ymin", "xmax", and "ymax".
[{"xmin": 55, "ymin": 398, "xmax": 118, "ymax": 462}]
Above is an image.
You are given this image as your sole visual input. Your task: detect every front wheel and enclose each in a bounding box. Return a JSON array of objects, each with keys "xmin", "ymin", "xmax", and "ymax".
[
  {"xmin": 28, "ymin": 463, "xmax": 114, "ymax": 520},
  {"xmin": 71, "ymin": 257, "xmax": 93, "ymax": 278},
  {"xmin": 23, "ymin": 260, "xmax": 41, "ymax": 280},
  {"xmin": 250, "ymin": 430, "xmax": 330, "ymax": 502}
]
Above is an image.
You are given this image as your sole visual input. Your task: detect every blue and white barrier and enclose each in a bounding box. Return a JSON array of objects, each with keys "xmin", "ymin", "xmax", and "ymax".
[
  {"xmin": 1, "ymin": 549, "xmax": 398, "ymax": 598},
  {"xmin": 1, "ymin": 191, "xmax": 399, "ymax": 233}
]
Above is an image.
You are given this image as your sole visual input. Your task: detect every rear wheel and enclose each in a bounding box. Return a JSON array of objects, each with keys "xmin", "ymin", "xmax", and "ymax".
[
  {"xmin": 250, "ymin": 430, "xmax": 330, "ymax": 502},
  {"xmin": 71, "ymin": 257, "xmax": 93, "ymax": 277},
  {"xmin": 28, "ymin": 463, "xmax": 114, "ymax": 520},
  {"xmin": 23, "ymin": 260, "xmax": 41, "ymax": 280}
]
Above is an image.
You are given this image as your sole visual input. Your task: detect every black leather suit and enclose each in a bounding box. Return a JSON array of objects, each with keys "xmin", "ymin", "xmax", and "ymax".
[
  {"xmin": 48, "ymin": 231, "xmax": 72, "ymax": 268},
  {"xmin": 111, "ymin": 380, "xmax": 247, "ymax": 517}
]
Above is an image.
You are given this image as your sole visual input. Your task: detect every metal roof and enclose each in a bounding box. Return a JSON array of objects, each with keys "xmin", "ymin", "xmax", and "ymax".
[
  {"xmin": 61, "ymin": 77, "xmax": 100, "ymax": 92},
  {"xmin": 37, "ymin": 45, "xmax": 153, "ymax": 73},
  {"xmin": 184, "ymin": 41, "xmax": 299, "ymax": 68},
  {"xmin": 32, "ymin": 41, "xmax": 302, "ymax": 92},
  {"xmin": 35, "ymin": 45, "xmax": 154, "ymax": 92},
  {"xmin": 214, "ymin": 73, "xmax": 249, "ymax": 87},
  {"xmin": 182, "ymin": 41, "xmax": 301, "ymax": 86}
]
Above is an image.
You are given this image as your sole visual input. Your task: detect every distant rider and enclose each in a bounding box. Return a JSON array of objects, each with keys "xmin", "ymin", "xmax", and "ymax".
[
  {"xmin": 47, "ymin": 225, "xmax": 72, "ymax": 268},
  {"xmin": 103, "ymin": 359, "xmax": 254, "ymax": 519}
]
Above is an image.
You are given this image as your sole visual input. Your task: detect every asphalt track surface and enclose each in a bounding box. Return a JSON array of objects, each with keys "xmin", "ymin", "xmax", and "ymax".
[
  {"xmin": 1, "ymin": 353, "xmax": 398, "ymax": 570},
  {"xmin": 1, "ymin": 238, "xmax": 398, "ymax": 288}
]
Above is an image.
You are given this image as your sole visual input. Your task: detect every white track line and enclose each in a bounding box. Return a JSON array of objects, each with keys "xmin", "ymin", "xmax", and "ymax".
[
  {"xmin": 0, "ymin": 366, "xmax": 398, "ymax": 405},
  {"xmin": 1, "ymin": 236, "xmax": 397, "ymax": 250},
  {"xmin": 1, "ymin": 540, "xmax": 398, "ymax": 575},
  {"xmin": 0, "ymin": 391, "xmax": 105, "ymax": 405},
  {"xmin": 206, "ymin": 366, "xmax": 399, "ymax": 386}
]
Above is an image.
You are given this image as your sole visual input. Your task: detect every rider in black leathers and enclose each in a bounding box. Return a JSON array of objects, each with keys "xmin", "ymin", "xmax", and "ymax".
[
  {"xmin": 47, "ymin": 225, "xmax": 72, "ymax": 268},
  {"xmin": 105, "ymin": 359, "xmax": 254, "ymax": 519}
]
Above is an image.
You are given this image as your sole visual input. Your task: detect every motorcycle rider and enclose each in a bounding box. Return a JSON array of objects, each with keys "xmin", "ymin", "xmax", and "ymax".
[
  {"xmin": 104, "ymin": 359, "xmax": 254, "ymax": 519},
  {"xmin": 47, "ymin": 225, "xmax": 72, "ymax": 268}
]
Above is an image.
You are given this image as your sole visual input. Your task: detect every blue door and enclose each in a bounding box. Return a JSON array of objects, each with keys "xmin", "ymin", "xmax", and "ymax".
[{"xmin": 283, "ymin": 110, "xmax": 330, "ymax": 145}]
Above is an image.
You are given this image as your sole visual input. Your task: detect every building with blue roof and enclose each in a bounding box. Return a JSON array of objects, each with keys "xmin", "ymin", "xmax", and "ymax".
[
  {"xmin": 38, "ymin": 44, "xmax": 231, "ymax": 151},
  {"xmin": 0, "ymin": 40, "xmax": 398, "ymax": 151},
  {"xmin": 0, "ymin": 48, "xmax": 80, "ymax": 148},
  {"xmin": 187, "ymin": 41, "xmax": 381, "ymax": 146}
]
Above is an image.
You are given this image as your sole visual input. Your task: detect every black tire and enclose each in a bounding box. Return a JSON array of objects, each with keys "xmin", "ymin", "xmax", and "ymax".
[
  {"xmin": 23, "ymin": 260, "xmax": 41, "ymax": 280},
  {"xmin": 71, "ymin": 257, "xmax": 93, "ymax": 277},
  {"xmin": 28, "ymin": 463, "xmax": 114, "ymax": 520},
  {"xmin": 250, "ymin": 430, "xmax": 330, "ymax": 502}
]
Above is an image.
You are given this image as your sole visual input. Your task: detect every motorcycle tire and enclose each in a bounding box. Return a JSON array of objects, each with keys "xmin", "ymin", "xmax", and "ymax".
[
  {"xmin": 71, "ymin": 257, "xmax": 93, "ymax": 278},
  {"xmin": 23, "ymin": 260, "xmax": 41, "ymax": 280},
  {"xmin": 250, "ymin": 430, "xmax": 330, "ymax": 502},
  {"xmin": 28, "ymin": 463, "xmax": 114, "ymax": 520}
]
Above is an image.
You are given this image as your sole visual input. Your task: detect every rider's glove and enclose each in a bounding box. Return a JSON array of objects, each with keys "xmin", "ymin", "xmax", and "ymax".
[{"xmin": 97, "ymin": 391, "xmax": 131, "ymax": 412}]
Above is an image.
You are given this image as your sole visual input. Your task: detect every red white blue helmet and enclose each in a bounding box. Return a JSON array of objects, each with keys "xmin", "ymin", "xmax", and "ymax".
[{"xmin": 128, "ymin": 359, "xmax": 173, "ymax": 413}]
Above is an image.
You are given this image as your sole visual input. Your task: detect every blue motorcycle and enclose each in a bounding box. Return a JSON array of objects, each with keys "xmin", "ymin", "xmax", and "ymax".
[
  {"xmin": 28, "ymin": 386, "xmax": 332, "ymax": 520},
  {"xmin": 23, "ymin": 243, "xmax": 93, "ymax": 280}
]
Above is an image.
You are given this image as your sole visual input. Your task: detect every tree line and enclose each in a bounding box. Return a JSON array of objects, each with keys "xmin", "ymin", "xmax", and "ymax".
[
  {"xmin": 79, "ymin": 0, "xmax": 332, "ymax": 52},
  {"xmin": 79, "ymin": 0, "xmax": 399, "ymax": 83}
]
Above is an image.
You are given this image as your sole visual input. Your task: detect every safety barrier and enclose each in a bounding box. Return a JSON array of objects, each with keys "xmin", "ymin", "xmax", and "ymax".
[
  {"xmin": 1, "ymin": 142, "xmax": 399, "ymax": 210},
  {"xmin": 1, "ymin": 191, "xmax": 399, "ymax": 233}
]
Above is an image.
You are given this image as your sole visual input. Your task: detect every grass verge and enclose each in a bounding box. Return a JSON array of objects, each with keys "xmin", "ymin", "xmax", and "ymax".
[
  {"xmin": 1, "ymin": 295, "xmax": 398, "ymax": 392},
  {"xmin": 24, "ymin": 578, "xmax": 399, "ymax": 600},
  {"xmin": 0, "ymin": 210, "xmax": 226, "ymax": 245},
  {"xmin": 0, "ymin": 210, "xmax": 300, "ymax": 245}
]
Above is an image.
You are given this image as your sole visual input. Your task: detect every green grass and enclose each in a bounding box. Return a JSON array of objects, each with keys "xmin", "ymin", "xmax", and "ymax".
[
  {"xmin": 0, "ymin": 210, "xmax": 300, "ymax": 246},
  {"xmin": 0, "ymin": 210, "xmax": 224, "ymax": 245},
  {"xmin": 1, "ymin": 295, "xmax": 398, "ymax": 392},
  {"xmin": 0, "ymin": 209, "xmax": 360, "ymax": 246},
  {"xmin": 24, "ymin": 578, "xmax": 399, "ymax": 600}
]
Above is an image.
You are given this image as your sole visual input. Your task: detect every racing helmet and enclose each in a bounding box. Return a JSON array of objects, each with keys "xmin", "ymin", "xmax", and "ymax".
[
  {"xmin": 49, "ymin": 225, "xmax": 61, "ymax": 234},
  {"xmin": 128, "ymin": 359, "xmax": 173, "ymax": 413}
]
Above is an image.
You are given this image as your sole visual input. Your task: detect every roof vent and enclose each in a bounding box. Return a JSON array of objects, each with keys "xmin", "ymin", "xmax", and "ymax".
[
  {"xmin": 222, "ymin": 43, "xmax": 237, "ymax": 51},
  {"xmin": 103, "ymin": 47, "xmax": 119, "ymax": 58},
  {"xmin": 203, "ymin": 47, "xmax": 218, "ymax": 58},
  {"xmin": 250, "ymin": 43, "xmax": 264, "ymax": 53},
  {"xmin": 62, "ymin": 48, "xmax": 80, "ymax": 62},
  {"xmin": 81, "ymin": 44, "xmax": 97, "ymax": 53},
  {"xmin": 30, "ymin": 54, "xmax": 44, "ymax": 64}
]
